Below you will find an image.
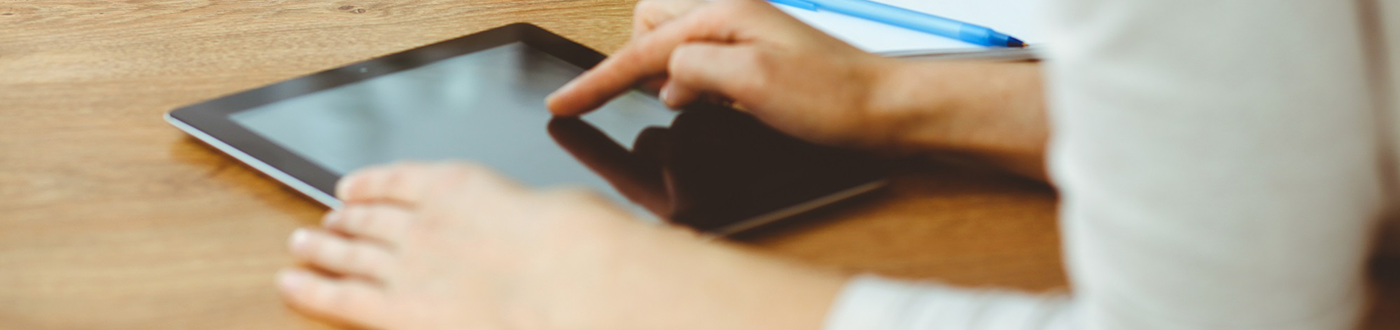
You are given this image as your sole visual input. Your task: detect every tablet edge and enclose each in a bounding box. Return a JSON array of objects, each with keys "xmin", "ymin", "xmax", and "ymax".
[
  {"xmin": 164, "ymin": 112, "xmax": 343, "ymax": 210},
  {"xmin": 710, "ymin": 179, "xmax": 889, "ymax": 237}
]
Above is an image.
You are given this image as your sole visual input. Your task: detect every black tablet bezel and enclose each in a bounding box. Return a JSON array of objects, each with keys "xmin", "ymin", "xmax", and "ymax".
[
  {"xmin": 168, "ymin": 23, "xmax": 606, "ymax": 205},
  {"xmin": 168, "ymin": 23, "xmax": 889, "ymax": 235}
]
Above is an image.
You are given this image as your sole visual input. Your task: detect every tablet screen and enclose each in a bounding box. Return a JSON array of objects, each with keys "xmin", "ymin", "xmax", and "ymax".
[
  {"xmin": 185, "ymin": 27, "xmax": 888, "ymax": 235},
  {"xmin": 230, "ymin": 42, "xmax": 677, "ymax": 209}
]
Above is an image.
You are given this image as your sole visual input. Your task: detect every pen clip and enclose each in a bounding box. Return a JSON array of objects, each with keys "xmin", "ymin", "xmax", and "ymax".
[{"xmin": 769, "ymin": 0, "xmax": 818, "ymax": 11}]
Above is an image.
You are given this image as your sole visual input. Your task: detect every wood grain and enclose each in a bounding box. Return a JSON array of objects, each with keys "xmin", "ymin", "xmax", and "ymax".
[{"xmin": 0, "ymin": 0, "xmax": 1395, "ymax": 329}]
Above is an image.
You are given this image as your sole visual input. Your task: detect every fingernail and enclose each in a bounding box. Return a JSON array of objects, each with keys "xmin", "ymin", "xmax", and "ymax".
[
  {"xmin": 289, "ymin": 228, "xmax": 310, "ymax": 250},
  {"xmin": 277, "ymin": 269, "xmax": 308, "ymax": 291},
  {"xmin": 659, "ymin": 86, "xmax": 672, "ymax": 105},
  {"xmin": 334, "ymin": 177, "xmax": 355, "ymax": 199},
  {"xmin": 545, "ymin": 90, "xmax": 560, "ymax": 104},
  {"xmin": 322, "ymin": 211, "xmax": 342, "ymax": 226}
]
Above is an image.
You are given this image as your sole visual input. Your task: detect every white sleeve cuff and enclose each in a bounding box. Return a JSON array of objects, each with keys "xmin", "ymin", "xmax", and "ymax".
[{"xmin": 823, "ymin": 274, "xmax": 1077, "ymax": 330}]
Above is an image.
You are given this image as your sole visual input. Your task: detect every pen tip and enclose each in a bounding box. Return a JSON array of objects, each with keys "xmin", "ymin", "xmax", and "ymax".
[{"xmin": 1006, "ymin": 37, "xmax": 1025, "ymax": 48}]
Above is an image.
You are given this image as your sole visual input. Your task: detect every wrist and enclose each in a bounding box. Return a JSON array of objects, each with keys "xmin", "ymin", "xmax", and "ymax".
[
  {"xmin": 860, "ymin": 59, "xmax": 959, "ymax": 152},
  {"xmin": 865, "ymin": 60, "xmax": 1048, "ymax": 157}
]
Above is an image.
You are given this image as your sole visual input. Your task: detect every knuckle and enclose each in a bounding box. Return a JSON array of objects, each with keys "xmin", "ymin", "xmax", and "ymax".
[
  {"xmin": 290, "ymin": 282, "xmax": 322, "ymax": 308},
  {"xmin": 296, "ymin": 234, "xmax": 323, "ymax": 257},
  {"xmin": 669, "ymin": 46, "xmax": 710, "ymax": 80},
  {"xmin": 358, "ymin": 252, "xmax": 387, "ymax": 276},
  {"xmin": 671, "ymin": 44, "xmax": 703, "ymax": 62},
  {"xmin": 348, "ymin": 219, "xmax": 376, "ymax": 237},
  {"xmin": 340, "ymin": 208, "xmax": 367, "ymax": 230},
  {"xmin": 311, "ymin": 238, "xmax": 338, "ymax": 262},
  {"xmin": 339, "ymin": 244, "xmax": 366, "ymax": 269},
  {"xmin": 668, "ymin": 48, "xmax": 691, "ymax": 75},
  {"xmin": 358, "ymin": 208, "xmax": 386, "ymax": 231},
  {"xmin": 375, "ymin": 162, "xmax": 428, "ymax": 190},
  {"xmin": 378, "ymin": 169, "xmax": 412, "ymax": 194},
  {"xmin": 305, "ymin": 235, "xmax": 341, "ymax": 264},
  {"xmin": 690, "ymin": 10, "xmax": 726, "ymax": 33},
  {"xmin": 631, "ymin": 32, "xmax": 667, "ymax": 54},
  {"xmin": 315, "ymin": 283, "xmax": 349, "ymax": 312},
  {"xmin": 339, "ymin": 168, "xmax": 385, "ymax": 198},
  {"xmin": 452, "ymin": 162, "xmax": 520, "ymax": 192},
  {"xmin": 371, "ymin": 207, "xmax": 413, "ymax": 237}
]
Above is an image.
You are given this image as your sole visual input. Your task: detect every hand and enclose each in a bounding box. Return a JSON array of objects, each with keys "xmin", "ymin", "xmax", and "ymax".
[
  {"xmin": 548, "ymin": 0, "xmax": 1051, "ymax": 179},
  {"xmin": 278, "ymin": 162, "xmax": 639, "ymax": 330},
  {"xmin": 547, "ymin": 0, "xmax": 900, "ymax": 147},
  {"xmin": 277, "ymin": 162, "xmax": 845, "ymax": 330}
]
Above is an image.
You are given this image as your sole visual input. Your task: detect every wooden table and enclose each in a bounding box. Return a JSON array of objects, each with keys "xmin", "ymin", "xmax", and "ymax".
[{"xmin": 2, "ymin": 1, "xmax": 1396, "ymax": 329}]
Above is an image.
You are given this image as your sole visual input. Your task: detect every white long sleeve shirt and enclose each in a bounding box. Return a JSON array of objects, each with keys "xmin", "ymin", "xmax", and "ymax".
[{"xmin": 824, "ymin": 1, "xmax": 1400, "ymax": 329}]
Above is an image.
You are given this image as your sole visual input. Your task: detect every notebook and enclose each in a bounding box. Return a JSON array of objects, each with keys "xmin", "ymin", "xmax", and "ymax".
[{"xmin": 775, "ymin": 0, "xmax": 1046, "ymax": 59}]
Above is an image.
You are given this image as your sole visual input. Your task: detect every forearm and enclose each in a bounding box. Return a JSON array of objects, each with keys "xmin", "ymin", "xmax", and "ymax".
[
  {"xmin": 622, "ymin": 224, "xmax": 1081, "ymax": 330},
  {"xmin": 867, "ymin": 60, "xmax": 1049, "ymax": 180},
  {"xmin": 618, "ymin": 224, "xmax": 848, "ymax": 330}
]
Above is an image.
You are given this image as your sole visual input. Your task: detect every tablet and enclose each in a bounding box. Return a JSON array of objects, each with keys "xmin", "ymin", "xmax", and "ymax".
[{"xmin": 166, "ymin": 23, "xmax": 888, "ymax": 235}]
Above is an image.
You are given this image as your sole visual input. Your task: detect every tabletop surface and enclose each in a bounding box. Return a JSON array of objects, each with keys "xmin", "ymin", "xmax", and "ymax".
[{"xmin": 2, "ymin": 1, "xmax": 1397, "ymax": 329}]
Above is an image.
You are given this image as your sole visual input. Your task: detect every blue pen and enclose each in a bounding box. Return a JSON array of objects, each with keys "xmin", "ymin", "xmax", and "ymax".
[{"xmin": 769, "ymin": 0, "xmax": 1025, "ymax": 48}]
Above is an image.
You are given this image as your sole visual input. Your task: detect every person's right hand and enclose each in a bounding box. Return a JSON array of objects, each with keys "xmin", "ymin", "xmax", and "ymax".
[{"xmin": 546, "ymin": 0, "xmax": 901, "ymax": 147}]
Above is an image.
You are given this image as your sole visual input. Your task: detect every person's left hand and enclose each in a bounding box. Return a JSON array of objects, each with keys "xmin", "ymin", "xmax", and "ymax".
[
  {"xmin": 276, "ymin": 162, "xmax": 846, "ymax": 330},
  {"xmin": 278, "ymin": 162, "xmax": 663, "ymax": 330}
]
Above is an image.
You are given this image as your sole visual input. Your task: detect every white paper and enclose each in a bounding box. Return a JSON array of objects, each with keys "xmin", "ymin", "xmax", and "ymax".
[{"xmin": 776, "ymin": 0, "xmax": 1046, "ymax": 54}]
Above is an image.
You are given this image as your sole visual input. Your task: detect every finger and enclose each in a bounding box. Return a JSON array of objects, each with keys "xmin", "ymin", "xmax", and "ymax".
[
  {"xmin": 633, "ymin": 0, "xmax": 709, "ymax": 40},
  {"xmin": 338, "ymin": 162, "xmax": 499, "ymax": 205},
  {"xmin": 289, "ymin": 229, "xmax": 395, "ymax": 280},
  {"xmin": 667, "ymin": 43, "xmax": 764, "ymax": 102},
  {"xmin": 323, "ymin": 205, "xmax": 415, "ymax": 245},
  {"xmin": 337, "ymin": 162, "xmax": 443, "ymax": 205},
  {"xmin": 277, "ymin": 268, "xmax": 390, "ymax": 330},
  {"xmin": 659, "ymin": 81, "xmax": 701, "ymax": 108},
  {"xmin": 641, "ymin": 76, "xmax": 668, "ymax": 94},
  {"xmin": 547, "ymin": 0, "xmax": 754, "ymax": 116}
]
